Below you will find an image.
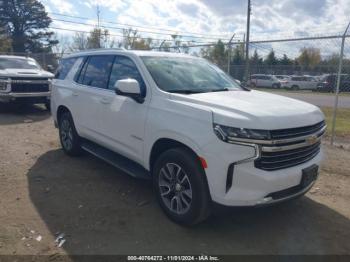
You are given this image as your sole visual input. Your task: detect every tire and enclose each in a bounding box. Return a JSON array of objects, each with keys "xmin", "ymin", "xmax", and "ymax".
[
  {"xmin": 292, "ymin": 85, "xmax": 299, "ymax": 91},
  {"xmin": 153, "ymin": 148, "xmax": 211, "ymax": 225},
  {"xmin": 58, "ymin": 111, "xmax": 82, "ymax": 156},
  {"xmin": 251, "ymin": 83, "xmax": 257, "ymax": 88},
  {"xmin": 272, "ymin": 83, "xmax": 279, "ymax": 89}
]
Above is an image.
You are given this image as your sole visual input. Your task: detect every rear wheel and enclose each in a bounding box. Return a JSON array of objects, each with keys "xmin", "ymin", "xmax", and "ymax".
[
  {"xmin": 58, "ymin": 111, "xmax": 82, "ymax": 156},
  {"xmin": 272, "ymin": 83, "xmax": 279, "ymax": 89},
  {"xmin": 153, "ymin": 148, "xmax": 211, "ymax": 225},
  {"xmin": 292, "ymin": 85, "xmax": 299, "ymax": 91}
]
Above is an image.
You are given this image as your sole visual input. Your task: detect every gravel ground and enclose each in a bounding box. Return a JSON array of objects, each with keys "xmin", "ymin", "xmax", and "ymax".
[{"xmin": 0, "ymin": 103, "xmax": 349, "ymax": 256}]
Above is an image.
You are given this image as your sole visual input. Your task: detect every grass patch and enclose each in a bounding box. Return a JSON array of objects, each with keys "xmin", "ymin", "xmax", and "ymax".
[{"xmin": 321, "ymin": 107, "xmax": 350, "ymax": 137}]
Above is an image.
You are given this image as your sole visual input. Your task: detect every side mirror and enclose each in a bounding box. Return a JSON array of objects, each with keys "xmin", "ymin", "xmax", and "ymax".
[{"xmin": 114, "ymin": 79, "xmax": 144, "ymax": 103}]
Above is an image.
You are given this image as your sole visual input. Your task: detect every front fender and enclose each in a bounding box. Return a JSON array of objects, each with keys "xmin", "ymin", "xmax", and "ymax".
[{"xmin": 143, "ymin": 130, "xmax": 203, "ymax": 171}]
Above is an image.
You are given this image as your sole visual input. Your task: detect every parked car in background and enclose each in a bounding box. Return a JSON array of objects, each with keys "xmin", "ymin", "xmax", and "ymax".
[
  {"xmin": 233, "ymin": 78, "xmax": 241, "ymax": 85},
  {"xmin": 52, "ymin": 49, "xmax": 325, "ymax": 225},
  {"xmin": 285, "ymin": 76, "xmax": 318, "ymax": 90},
  {"xmin": 274, "ymin": 75, "xmax": 290, "ymax": 88},
  {"xmin": 274, "ymin": 75, "xmax": 289, "ymax": 80},
  {"xmin": 0, "ymin": 55, "xmax": 54, "ymax": 110},
  {"xmin": 316, "ymin": 74, "xmax": 350, "ymax": 92},
  {"xmin": 248, "ymin": 74, "xmax": 281, "ymax": 88}
]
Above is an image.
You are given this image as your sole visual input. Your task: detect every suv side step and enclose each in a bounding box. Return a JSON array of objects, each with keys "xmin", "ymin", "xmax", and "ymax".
[{"xmin": 81, "ymin": 140, "xmax": 150, "ymax": 180}]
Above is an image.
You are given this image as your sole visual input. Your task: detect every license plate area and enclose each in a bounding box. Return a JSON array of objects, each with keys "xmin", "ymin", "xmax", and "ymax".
[{"xmin": 301, "ymin": 164, "xmax": 319, "ymax": 188}]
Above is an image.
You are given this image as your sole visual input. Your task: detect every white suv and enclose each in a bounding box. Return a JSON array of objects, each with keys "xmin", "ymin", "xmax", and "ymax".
[
  {"xmin": 51, "ymin": 49, "xmax": 325, "ymax": 225},
  {"xmin": 248, "ymin": 74, "xmax": 281, "ymax": 88},
  {"xmin": 285, "ymin": 76, "xmax": 319, "ymax": 90}
]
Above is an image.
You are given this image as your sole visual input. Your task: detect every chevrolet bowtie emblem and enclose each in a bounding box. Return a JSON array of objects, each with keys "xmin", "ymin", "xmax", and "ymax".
[{"xmin": 307, "ymin": 135, "xmax": 318, "ymax": 145}]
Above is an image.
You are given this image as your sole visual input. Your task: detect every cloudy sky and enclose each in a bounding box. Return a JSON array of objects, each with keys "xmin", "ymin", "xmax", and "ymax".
[{"xmin": 41, "ymin": 0, "xmax": 350, "ymax": 57}]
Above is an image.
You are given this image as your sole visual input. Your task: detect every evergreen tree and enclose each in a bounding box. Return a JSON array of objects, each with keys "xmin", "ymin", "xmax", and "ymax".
[
  {"xmin": 250, "ymin": 49, "xmax": 263, "ymax": 65},
  {"xmin": 0, "ymin": 0, "xmax": 57, "ymax": 53},
  {"xmin": 279, "ymin": 54, "xmax": 293, "ymax": 65},
  {"xmin": 264, "ymin": 49, "xmax": 278, "ymax": 65}
]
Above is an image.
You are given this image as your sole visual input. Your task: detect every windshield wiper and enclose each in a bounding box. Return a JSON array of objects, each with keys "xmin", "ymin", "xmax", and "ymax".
[
  {"xmin": 167, "ymin": 88, "xmax": 230, "ymax": 94},
  {"xmin": 167, "ymin": 89, "xmax": 208, "ymax": 94},
  {"xmin": 209, "ymin": 88, "xmax": 229, "ymax": 92}
]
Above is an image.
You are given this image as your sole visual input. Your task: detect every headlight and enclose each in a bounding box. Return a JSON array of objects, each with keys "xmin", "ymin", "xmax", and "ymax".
[
  {"xmin": 0, "ymin": 77, "xmax": 9, "ymax": 91},
  {"xmin": 213, "ymin": 124, "xmax": 270, "ymax": 142}
]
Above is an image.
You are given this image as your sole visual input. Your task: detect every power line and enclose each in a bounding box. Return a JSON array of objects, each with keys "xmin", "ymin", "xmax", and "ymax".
[
  {"xmin": 49, "ymin": 12, "xmax": 233, "ymax": 39},
  {"xmin": 49, "ymin": 26, "xmax": 219, "ymax": 44},
  {"xmin": 51, "ymin": 18, "xmax": 238, "ymax": 41}
]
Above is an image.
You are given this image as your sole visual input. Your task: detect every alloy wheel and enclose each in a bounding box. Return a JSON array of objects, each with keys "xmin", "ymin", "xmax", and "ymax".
[{"xmin": 158, "ymin": 163, "xmax": 193, "ymax": 215}]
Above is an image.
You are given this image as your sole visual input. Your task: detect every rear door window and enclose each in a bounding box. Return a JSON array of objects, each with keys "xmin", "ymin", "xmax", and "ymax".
[{"xmin": 78, "ymin": 55, "xmax": 115, "ymax": 89}]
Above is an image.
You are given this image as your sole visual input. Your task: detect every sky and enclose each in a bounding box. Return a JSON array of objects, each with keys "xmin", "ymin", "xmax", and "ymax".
[{"xmin": 41, "ymin": 0, "xmax": 350, "ymax": 58}]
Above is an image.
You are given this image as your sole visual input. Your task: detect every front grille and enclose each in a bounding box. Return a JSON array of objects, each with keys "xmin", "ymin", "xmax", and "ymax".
[
  {"xmin": 253, "ymin": 121, "xmax": 325, "ymax": 171},
  {"xmin": 10, "ymin": 77, "xmax": 50, "ymax": 93},
  {"xmin": 255, "ymin": 141, "xmax": 321, "ymax": 171},
  {"xmin": 11, "ymin": 77, "xmax": 49, "ymax": 81},
  {"xmin": 11, "ymin": 83, "xmax": 49, "ymax": 93},
  {"xmin": 270, "ymin": 121, "xmax": 326, "ymax": 140}
]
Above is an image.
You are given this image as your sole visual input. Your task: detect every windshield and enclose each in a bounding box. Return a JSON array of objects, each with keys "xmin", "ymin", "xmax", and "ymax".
[
  {"xmin": 0, "ymin": 58, "xmax": 40, "ymax": 70},
  {"xmin": 141, "ymin": 56, "xmax": 242, "ymax": 93}
]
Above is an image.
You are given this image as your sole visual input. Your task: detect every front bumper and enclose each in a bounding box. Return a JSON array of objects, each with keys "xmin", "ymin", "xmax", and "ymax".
[
  {"xmin": 202, "ymin": 142, "xmax": 322, "ymax": 206},
  {"xmin": 0, "ymin": 92, "xmax": 51, "ymax": 102},
  {"xmin": 201, "ymin": 125, "xmax": 324, "ymax": 207}
]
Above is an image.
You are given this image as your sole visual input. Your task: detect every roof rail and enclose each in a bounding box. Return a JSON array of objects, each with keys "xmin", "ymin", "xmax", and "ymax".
[{"xmin": 85, "ymin": 47, "xmax": 127, "ymax": 52}]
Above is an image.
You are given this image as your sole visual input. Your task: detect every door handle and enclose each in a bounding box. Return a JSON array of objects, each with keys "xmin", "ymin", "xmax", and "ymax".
[{"xmin": 100, "ymin": 98, "xmax": 111, "ymax": 104}]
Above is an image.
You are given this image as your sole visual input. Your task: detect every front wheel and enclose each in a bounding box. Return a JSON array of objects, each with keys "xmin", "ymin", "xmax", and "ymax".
[
  {"xmin": 153, "ymin": 148, "xmax": 211, "ymax": 225},
  {"xmin": 58, "ymin": 111, "xmax": 82, "ymax": 156}
]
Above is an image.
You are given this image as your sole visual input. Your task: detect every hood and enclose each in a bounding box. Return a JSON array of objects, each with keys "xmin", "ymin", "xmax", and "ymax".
[
  {"xmin": 170, "ymin": 90, "xmax": 324, "ymax": 130},
  {"xmin": 0, "ymin": 68, "xmax": 54, "ymax": 78}
]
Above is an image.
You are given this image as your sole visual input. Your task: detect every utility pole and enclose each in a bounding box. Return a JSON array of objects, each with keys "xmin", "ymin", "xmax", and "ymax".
[
  {"xmin": 331, "ymin": 20, "xmax": 350, "ymax": 145},
  {"xmin": 96, "ymin": 5, "xmax": 101, "ymax": 48},
  {"xmin": 244, "ymin": 0, "xmax": 251, "ymax": 83},
  {"xmin": 227, "ymin": 34, "xmax": 235, "ymax": 75}
]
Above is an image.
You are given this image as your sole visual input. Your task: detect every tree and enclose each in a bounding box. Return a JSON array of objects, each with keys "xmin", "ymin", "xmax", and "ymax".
[
  {"xmin": 121, "ymin": 28, "xmax": 153, "ymax": 50},
  {"xmin": 264, "ymin": 50, "xmax": 278, "ymax": 66},
  {"xmin": 0, "ymin": 29, "xmax": 11, "ymax": 52},
  {"xmin": 0, "ymin": 0, "xmax": 58, "ymax": 53},
  {"xmin": 231, "ymin": 43, "xmax": 245, "ymax": 65},
  {"xmin": 52, "ymin": 34, "xmax": 71, "ymax": 56},
  {"xmin": 297, "ymin": 47, "xmax": 321, "ymax": 70},
  {"xmin": 87, "ymin": 28, "xmax": 103, "ymax": 49},
  {"xmin": 69, "ymin": 28, "xmax": 117, "ymax": 51},
  {"xmin": 132, "ymin": 37, "xmax": 153, "ymax": 50},
  {"xmin": 70, "ymin": 32, "xmax": 88, "ymax": 51},
  {"xmin": 201, "ymin": 40, "xmax": 227, "ymax": 68},
  {"xmin": 279, "ymin": 54, "xmax": 293, "ymax": 65},
  {"xmin": 250, "ymin": 49, "xmax": 263, "ymax": 65},
  {"xmin": 86, "ymin": 28, "xmax": 116, "ymax": 49}
]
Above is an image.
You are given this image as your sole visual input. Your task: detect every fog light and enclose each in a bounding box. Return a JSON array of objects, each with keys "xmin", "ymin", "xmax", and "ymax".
[
  {"xmin": 256, "ymin": 197, "xmax": 273, "ymax": 205},
  {"xmin": 0, "ymin": 84, "xmax": 7, "ymax": 91}
]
